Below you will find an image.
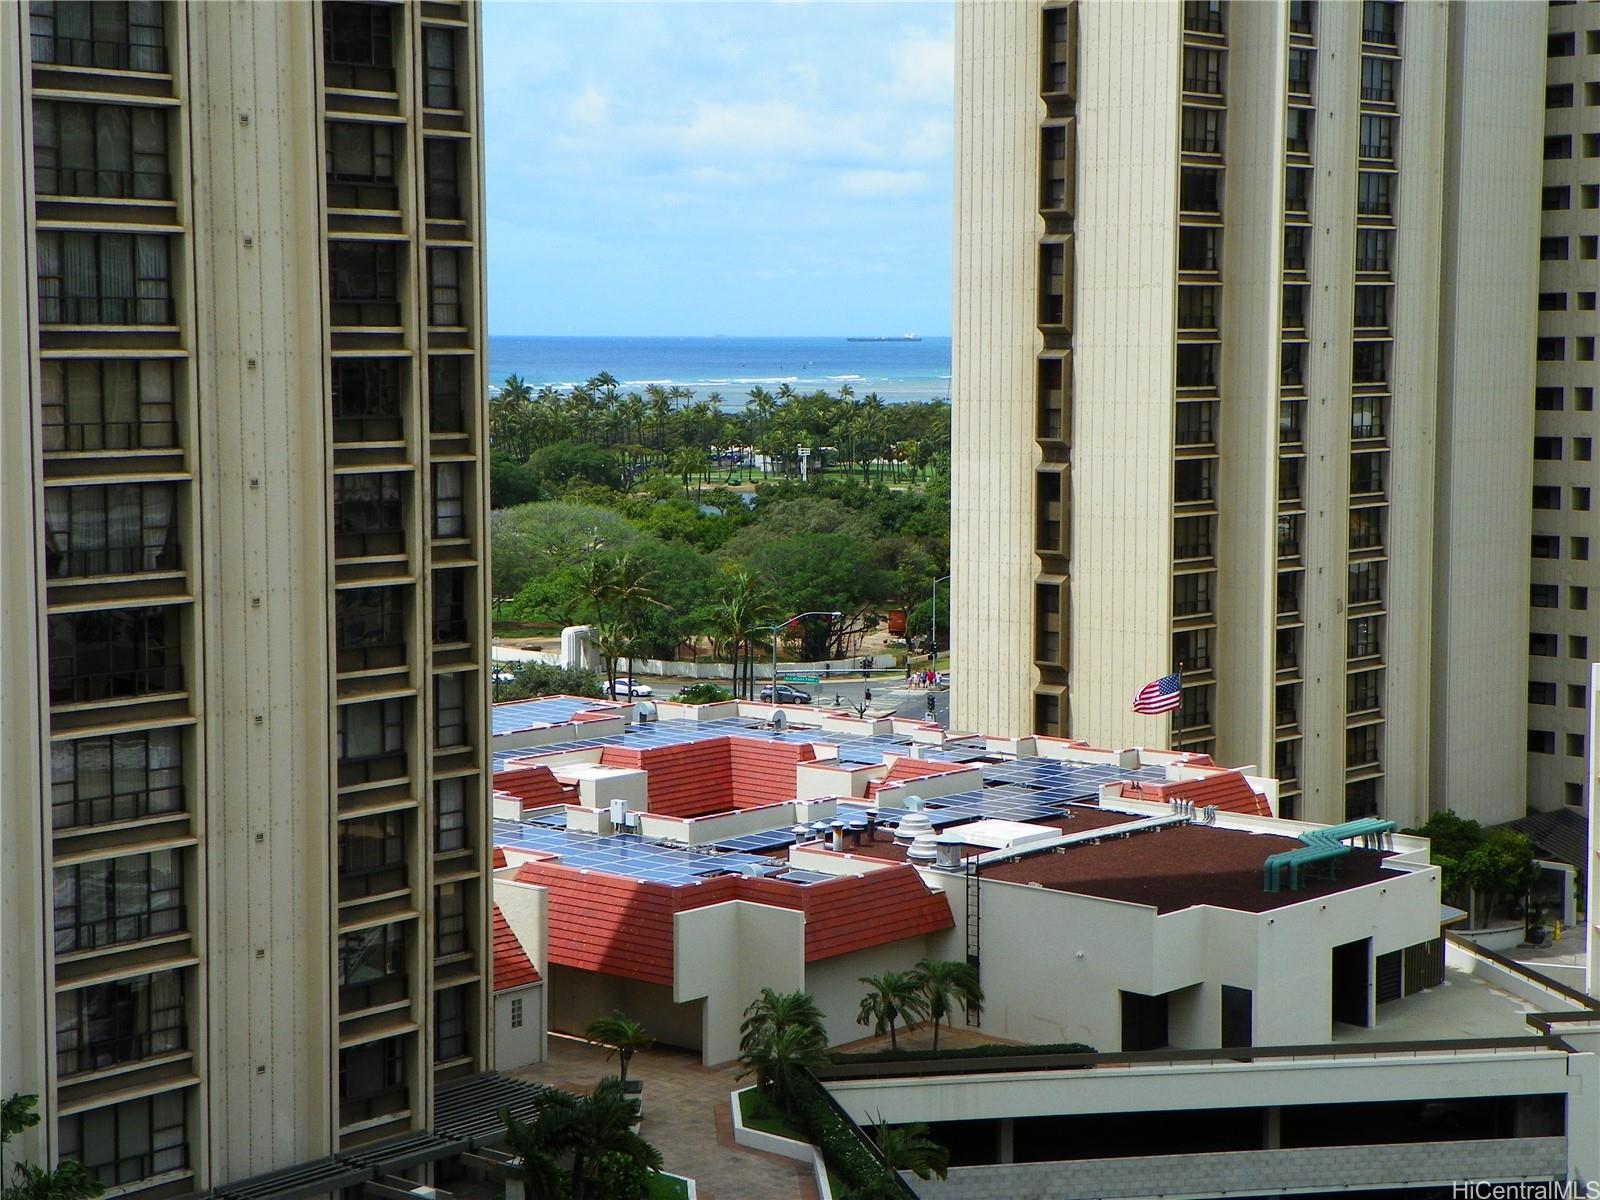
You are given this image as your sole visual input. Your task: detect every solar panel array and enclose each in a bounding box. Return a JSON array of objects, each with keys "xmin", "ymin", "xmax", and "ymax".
[
  {"xmin": 492, "ymin": 818, "xmax": 820, "ymax": 886},
  {"xmin": 491, "ymin": 695, "xmax": 622, "ymax": 736}
]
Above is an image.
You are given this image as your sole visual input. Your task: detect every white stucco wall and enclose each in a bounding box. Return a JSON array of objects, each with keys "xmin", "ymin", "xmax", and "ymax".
[{"xmin": 494, "ymin": 984, "xmax": 546, "ymax": 1070}]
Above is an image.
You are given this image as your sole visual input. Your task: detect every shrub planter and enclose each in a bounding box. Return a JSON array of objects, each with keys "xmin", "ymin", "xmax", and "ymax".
[{"xmin": 730, "ymin": 1087, "xmax": 834, "ymax": 1200}]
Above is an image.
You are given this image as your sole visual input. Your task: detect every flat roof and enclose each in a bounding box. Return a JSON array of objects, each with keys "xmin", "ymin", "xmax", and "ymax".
[
  {"xmin": 980, "ymin": 823, "xmax": 1397, "ymax": 914},
  {"xmin": 811, "ymin": 807, "xmax": 1139, "ymax": 863}
]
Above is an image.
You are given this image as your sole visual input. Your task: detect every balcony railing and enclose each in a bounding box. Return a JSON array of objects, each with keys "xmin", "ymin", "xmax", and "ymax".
[
  {"xmin": 51, "ymin": 663, "xmax": 182, "ymax": 706},
  {"xmin": 44, "ymin": 419, "xmax": 178, "ymax": 454},
  {"xmin": 54, "ymin": 783, "xmax": 184, "ymax": 832},
  {"xmin": 36, "ymin": 166, "xmax": 170, "ymax": 201},
  {"xmin": 47, "ymin": 541, "xmax": 181, "ymax": 580},
  {"xmin": 40, "ymin": 296, "xmax": 174, "ymax": 326}
]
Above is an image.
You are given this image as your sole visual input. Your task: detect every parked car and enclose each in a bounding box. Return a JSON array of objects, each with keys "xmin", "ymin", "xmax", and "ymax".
[
  {"xmin": 491, "ymin": 666, "xmax": 518, "ymax": 685},
  {"xmin": 759, "ymin": 684, "xmax": 812, "ymax": 705},
  {"xmin": 604, "ymin": 678, "xmax": 654, "ymax": 698}
]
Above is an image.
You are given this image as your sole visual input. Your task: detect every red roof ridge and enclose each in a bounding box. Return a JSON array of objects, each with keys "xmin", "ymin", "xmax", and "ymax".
[{"xmin": 492, "ymin": 904, "xmax": 541, "ymax": 991}]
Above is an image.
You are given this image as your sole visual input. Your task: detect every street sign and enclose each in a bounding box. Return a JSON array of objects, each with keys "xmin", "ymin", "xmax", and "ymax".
[{"xmin": 782, "ymin": 674, "xmax": 821, "ymax": 683}]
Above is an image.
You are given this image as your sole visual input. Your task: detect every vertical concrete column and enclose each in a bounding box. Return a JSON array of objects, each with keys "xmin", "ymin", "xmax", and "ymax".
[{"xmin": 998, "ymin": 1116, "xmax": 1015, "ymax": 1164}]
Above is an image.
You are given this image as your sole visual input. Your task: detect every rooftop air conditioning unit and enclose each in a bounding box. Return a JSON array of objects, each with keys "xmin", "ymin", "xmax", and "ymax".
[
  {"xmin": 771, "ymin": 709, "xmax": 788, "ymax": 732},
  {"xmin": 635, "ymin": 701, "xmax": 657, "ymax": 723},
  {"xmin": 609, "ymin": 799, "xmax": 628, "ymax": 829},
  {"xmin": 934, "ymin": 834, "xmax": 964, "ymax": 869}
]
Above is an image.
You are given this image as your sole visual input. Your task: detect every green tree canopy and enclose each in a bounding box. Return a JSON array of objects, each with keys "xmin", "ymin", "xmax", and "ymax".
[{"xmin": 530, "ymin": 441, "xmax": 622, "ymax": 492}]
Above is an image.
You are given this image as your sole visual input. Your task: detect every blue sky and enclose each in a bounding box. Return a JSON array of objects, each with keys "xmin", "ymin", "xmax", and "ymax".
[{"xmin": 481, "ymin": 1, "xmax": 953, "ymax": 337}]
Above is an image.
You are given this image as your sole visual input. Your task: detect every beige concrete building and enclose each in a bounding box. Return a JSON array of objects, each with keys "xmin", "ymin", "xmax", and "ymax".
[
  {"xmin": 1, "ymin": 1, "xmax": 493, "ymax": 1190},
  {"xmin": 951, "ymin": 0, "xmax": 1551, "ymax": 829},
  {"xmin": 1528, "ymin": 0, "xmax": 1600, "ymax": 817}
]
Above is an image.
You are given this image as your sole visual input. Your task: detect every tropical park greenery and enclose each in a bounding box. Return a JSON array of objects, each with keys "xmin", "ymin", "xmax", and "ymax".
[
  {"xmin": 1402, "ymin": 810, "xmax": 1544, "ymax": 928},
  {"xmin": 2, "ymin": 1094, "xmax": 100, "ymax": 1200},
  {"xmin": 500, "ymin": 1078, "xmax": 665, "ymax": 1200},
  {"xmin": 488, "ymin": 375, "xmax": 951, "ymax": 694}
]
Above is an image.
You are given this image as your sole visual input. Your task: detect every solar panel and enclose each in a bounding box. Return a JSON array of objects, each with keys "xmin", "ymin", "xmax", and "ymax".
[
  {"xmin": 712, "ymin": 828, "xmax": 800, "ymax": 854},
  {"xmin": 491, "ymin": 696, "xmax": 621, "ymax": 736},
  {"xmin": 492, "ymin": 818, "xmax": 822, "ymax": 886}
]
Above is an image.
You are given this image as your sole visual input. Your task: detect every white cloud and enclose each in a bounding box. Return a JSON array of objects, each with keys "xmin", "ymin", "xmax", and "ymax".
[
  {"xmin": 568, "ymin": 84, "xmax": 609, "ymax": 126},
  {"xmin": 837, "ymin": 168, "xmax": 929, "ymax": 198},
  {"xmin": 885, "ymin": 32, "xmax": 954, "ymax": 103}
]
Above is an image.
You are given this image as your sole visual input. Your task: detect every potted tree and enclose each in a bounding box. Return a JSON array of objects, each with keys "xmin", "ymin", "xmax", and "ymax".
[{"xmin": 585, "ymin": 1012, "xmax": 653, "ymax": 1120}]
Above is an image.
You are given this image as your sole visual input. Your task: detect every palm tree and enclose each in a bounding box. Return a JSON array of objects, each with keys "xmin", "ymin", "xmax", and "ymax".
[
  {"xmin": 671, "ymin": 446, "xmax": 702, "ymax": 502},
  {"xmin": 739, "ymin": 987, "xmax": 828, "ymax": 1054},
  {"xmin": 585, "ymin": 1011, "xmax": 653, "ymax": 1088},
  {"xmin": 738, "ymin": 1023, "xmax": 831, "ymax": 1118},
  {"xmin": 872, "ymin": 1119, "xmax": 950, "ymax": 1181},
  {"xmin": 499, "ymin": 1094, "xmax": 576, "ymax": 1200},
  {"xmin": 856, "ymin": 971, "xmax": 927, "ymax": 1052},
  {"xmin": 503, "ymin": 1080, "xmax": 663, "ymax": 1200},
  {"xmin": 911, "ymin": 959, "xmax": 983, "ymax": 1051},
  {"xmin": 710, "ymin": 570, "xmax": 777, "ymax": 699}
]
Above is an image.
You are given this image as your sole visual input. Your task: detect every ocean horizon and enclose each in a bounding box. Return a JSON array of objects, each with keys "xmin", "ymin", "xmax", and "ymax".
[{"xmin": 486, "ymin": 334, "xmax": 952, "ymax": 407}]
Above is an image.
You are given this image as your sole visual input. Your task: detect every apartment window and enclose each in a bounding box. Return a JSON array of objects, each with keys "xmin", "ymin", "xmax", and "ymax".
[
  {"xmin": 1347, "ymin": 670, "xmax": 1381, "ymax": 714},
  {"xmin": 1283, "ymin": 225, "xmax": 1308, "ymax": 272},
  {"xmin": 1586, "ymin": 186, "xmax": 1600, "ymax": 210},
  {"xmin": 1175, "ymin": 400, "xmax": 1215, "ymax": 448},
  {"xmin": 1181, "ymin": 48, "xmax": 1222, "ymax": 96},
  {"xmin": 331, "ymin": 358, "xmax": 404, "ymax": 443},
  {"xmin": 1173, "ymin": 571, "xmax": 1213, "ymax": 619},
  {"xmin": 1531, "ymin": 632, "xmax": 1559, "ymax": 657},
  {"xmin": 1353, "ymin": 285, "xmax": 1389, "ymax": 329},
  {"xmin": 43, "ymin": 483, "xmax": 178, "ymax": 579},
  {"xmin": 333, "ymin": 471, "xmax": 405, "ymax": 558},
  {"xmin": 1532, "ymin": 535, "xmax": 1561, "ymax": 559},
  {"xmin": 1039, "ymin": 241, "xmax": 1068, "ymax": 327},
  {"xmin": 1350, "ymin": 452, "xmax": 1385, "ymax": 496},
  {"xmin": 336, "ymin": 586, "xmax": 407, "ymax": 672},
  {"xmin": 435, "ymin": 777, "xmax": 468, "ymax": 853},
  {"xmin": 37, "ymin": 231, "xmax": 173, "ymax": 325},
  {"xmin": 1357, "ymin": 171, "xmax": 1392, "ymax": 217},
  {"xmin": 1034, "ymin": 690, "xmax": 1062, "ymax": 736},
  {"xmin": 434, "ymin": 673, "xmax": 468, "ymax": 748},
  {"xmin": 1281, "ymin": 284, "xmax": 1308, "ymax": 331},
  {"xmin": 433, "ymin": 568, "xmax": 469, "ymax": 643},
  {"xmin": 1348, "ymin": 561, "xmax": 1383, "ymax": 606},
  {"xmin": 510, "ymin": 997, "xmax": 524, "ymax": 1028},
  {"xmin": 1174, "ymin": 628, "xmax": 1213, "ymax": 673},
  {"xmin": 1582, "ymin": 293, "xmax": 1598, "ymax": 311},
  {"xmin": 1530, "ymin": 680, "xmax": 1557, "ymax": 705},
  {"xmin": 1037, "ymin": 356, "xmax": 1067, "ymax": 441},
  {"xmin": 51, "ymin": 728, "xmax": 182, "ymax": 831},
  {"xmin": 1528, "ymin": 729, "xmax": 1556, "ymax": 755},
  {"xmin": 1574, "ymin": 587, "xmax": 1591, "ymax": 610},
  {"xmin": 1041, "ymin": 123, "xmax": 1073, "ymax": 211},
  {"xmin": 1279, "ymin": 457, "xmax": 1302, "ymax": 503},
  {"xmin": 436, "ymin": 882, "xmax": 468, "ymax": 958},
  {"xmin": 1180, "ymin": 226, "xmax": 1221, "ymax": 272},
  {"xmin": 1359, "ymin": 114, "xmax": 1394, "ymax": 161},
  {"xmin": 40, "ymin": 359, "xmax": 176, "ymax": 454},
  {"xmin": 1351, "ymin": 396, "xmax": 1386, "ymax": 441},
  {"xmin": 30, "ymin": 1, "xmax": 167, "ymax": 73},
  {"xmin": 1285, "ymin": 167, "xmax": 1310, "ymax": 214},
  {"xmin": 423, "ymin": 27, "xmax": 458, "ymax": 108},
  {"xmin": 1533, "ymin": 486, "xmax": 1561, "ymax": 511},
  {"xmin": 1585, "ymin": 135, "xmax": 1600, "ymax": 160},
  {"xmin": 1036, "ymin": 579, "xmax": 1065, "ymax": 667},
  {"xmin": 428, "ymin": 249, "xmax": 464, "ymax": 327},
  {"xmin": 1183, "ymin": 0, "xmax": 1223, "ymax": 35},
  {"xmin": 1547, "ymin": 83, "xmax": 1574, "ymax": 108},
  {"xmin": 1588, "ymin": 82, "xmax": 1600, "ymax": 107},
  {"xmin": 435, "ymin": 985, "xmax": 469, "ymax": 1063},
  {"xmin": 1544, "ymin": 186, "xmax": 1571, "ymax": 212},
  {"xmin": 337, "ymin": 697, "xmax": 406, "ymax": 785},
  {"xmin": 1532, "ymin": 583, "xmax": 1559, "ymax": 608},
  {"xmin": 1042, "ymin": 5, "xmax": 1073, "ymax": 96},
  {"xmin": 1567, "ymin": 783, "xmax": 1583, "ymax": 808},
  {"xmin": 1570, "ymin": 684, "xmax": 1588, "ymax": 708},
  {"xmin": 1277, "ymin": 570, "xmax": 1303, "ymax": 618},
  {"xmin": 1176, "ymin": 343, "xmax": 1218, "ymax": 389},
  {"xmin": 1279, "ymin": 399, "xmax": 1304, "ymax": 446},
  {"xmin": 1275, "ymin": 628, "xmax": 1299, "ymax": 673},
  {"xmin": 1541, "ymin": 236, "xmax": 1570, "ymax": 261},
  {"xmin": 1569, "ymin": 734, "xmax": 1587, "ymax": 759},
  {"xmin": 56, "ymin": 969, "xmax": 185, "ymax": 1077},
  {"xmin": 1287, "ymin": 49, "xmax": 1313, "ymax": 96},
  {"xmin": 1546, "ymin": 135, "xmax": 1573, "ymax": 161},
  {"xmin": 1360, "ymin": 56, "xmax": 1395, "ymax": 103},
  {"xmin": 1179, "ymin": 167, "xmax": 1221, "ymax": 215},
  {"xmin": 1352, "ymin": 342, "xmax": 1387, "ymax": 385},
  {"xmin": 1277, "ymin": 514, "xmax": 1302, "ymax": 558},
  {"xmin": 1540, "ymin": 292, "xmax": 1569, "ymax": 312},
  {"xmin": 1176, "ymin": 683, "xmax": 1212, "ymax": 733},
  {"xmin": 1362, "ymin": 1, "xmax": 1398, "ymax": 46},
  {"xmin": 1536, "ymin": 388, "xmax": 1564, "ymax": 411},
  {"xmin": 1173, "ymin": 458, "xmax": 1214, "ymax": 506},
  {"xmin": 1182, "ymin": 106, "xmax": 1223, "ymax": 155},
  {"xmin": 1274, "ymin": 740, "xmax": 1300, "ymax": 784},
  {"xmin": 432, "ymin": 463, "xmax": 466, "ymax": 539},
  {"xmin": 53, "ymin": 849, "xmax": 183, "ymax": 953},
  {"xmin": 33, "ymin": 100, "xmax": 168, "ymax": 200},
  {"xmin": 339, "ymin": 1038, "xmax": 407, "ymax": 1125},
  {"xmin": 1582, "ymin": 338, "xmax": 1598, "ymax": 363},
  {"xmin": 1349, "ymin": 508, "xmax": 1384, "ymax": 551},
  {"xmin": 48, "ymin": 607, "xmax": 181, "ymax": 705},
  {"xmin": 1572, "ymin": 636, "xmax": 1590, "ymax": 660},
  {"xmin": 425, "ymin": 138, "xmax": 462, "ymax": 220},
  {"xmin": 1280, "ymin": 342, "xmax": 1306, "ymax": 388},
  {"xmin": 1285, "ymin": 107, "xmax": 1311, "ymax": 155},
  {"xmin": 326, "ymin": 121, "xmax": 398, "ymax": 210},
  {"xmin": 1580, "ymin": 388, "xmax": 1596, "ymax": 411},
  {"xmin": 1177, "ymin": 285, "xmax": 1218, "ymax": 332},
  {"xmin": 428, "ymin": 356, "xmax": 467, "ymax": 434},
  {"xmin": 338, "ymin": 922, "xmax": 407, "ymax": 1012},
  {"xmin": 1174, "ymin": 516, "xmax": 1214, "ymax": 561},
  {"xmin": 1346, "ymin": 725, "xmax": 1380, "ymax": 769},
  {"xmin": 1288, "ymin": 0, "xmax": 1315, "ymax": 35},
  {"xmin": 1537, "ymin": 337, "xmax": 1566, "ymax": 362},
  {"xmin": 59, "ymin": 1092, "xmax": 186, "ymax": 1186},
  {"xmin": 338, "ymin": 812, "xmax": 407, "ymax": 900},
  {"xmin": 1348, "ymin": 616, "xmax": 1381, "ymax": 659},
  {"xmin": 330, "ymin": 241, "xmax": 401, "ymax": 326},
  {"xmin": 1535, "ymin": 436, "xmax": 1563, "ymax": 460},
  {"xmin": 1577, "ymin": 488, "xmax": 1592, "ymax": 511},
  {"xmin": 1583, "ymin": 238, "xmax": 1599, "ymax": 262},
  {"xmin": 1549, "ymin": 32, "xmax": 1576, "ymax": 57},
  {"xmin": 323, "ymin": 1, "xmax": 394, "ymax": 91}
]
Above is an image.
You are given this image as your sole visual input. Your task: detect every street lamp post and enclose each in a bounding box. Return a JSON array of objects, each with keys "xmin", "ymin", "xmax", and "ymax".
[
  {"xmin": 930, "ymin": 573, "xmax": 952, "ymax": 673},
  {"xmin": 762, "ymin": 610, "xmax": 843, "ymax": 701}
]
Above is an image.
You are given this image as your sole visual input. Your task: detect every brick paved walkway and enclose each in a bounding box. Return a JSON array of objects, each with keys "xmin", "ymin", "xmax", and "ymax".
[{"xmin": 511, "ymin": 1035, "xmax": 819, "ymax": 1200}]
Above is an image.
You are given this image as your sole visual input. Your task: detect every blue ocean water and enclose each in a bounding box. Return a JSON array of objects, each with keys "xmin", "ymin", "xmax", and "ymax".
[{"xmin": 486, "ymin": 335, "xmax": 951, "ymax": 408}]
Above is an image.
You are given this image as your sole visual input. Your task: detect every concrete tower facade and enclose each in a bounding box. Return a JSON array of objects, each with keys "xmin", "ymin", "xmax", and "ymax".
[
  {"xmin": 952, "ymin": 0, "xmax": 1548, "ymax": 829},
  {"xmin": 1, "ymin": 1, "xmax": 493, "ymax": 1189}
]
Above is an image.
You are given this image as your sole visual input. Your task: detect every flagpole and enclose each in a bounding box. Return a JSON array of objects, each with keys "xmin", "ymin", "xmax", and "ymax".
[{"xmin": 1170, "ymin": 661, "xmax": 1184, "ymax": 753}]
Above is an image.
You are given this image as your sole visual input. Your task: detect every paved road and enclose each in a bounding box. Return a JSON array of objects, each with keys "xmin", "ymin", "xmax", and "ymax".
[{"xmin": 634, "ymin": 671, "xmax": 953, "ymax": 724}]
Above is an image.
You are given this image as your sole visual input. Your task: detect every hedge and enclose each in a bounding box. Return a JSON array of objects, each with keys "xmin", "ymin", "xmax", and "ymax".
[
  {"xmin": 829, "ymin": 1041, "xmax": 1096, "ymax": 1065},
  {"xmin": 786, "ymin": 1073, "xmax": 900, "ymax": 1193}
]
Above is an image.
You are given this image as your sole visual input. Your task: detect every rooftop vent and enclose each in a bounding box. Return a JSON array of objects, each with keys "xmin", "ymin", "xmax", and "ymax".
[
  {"xmin": 635, "ymin": 701, "xmax": 657, "ymax": 723},
  {"xmin": 905, "ymin": 794, "xmax": 925, "ymax": 812},
  {"xmin": 894, "ymin": 811, "xmax": 934, "ymax": 844},
  {"xmin": 770, "ymin": 709, "xmax": 788, "ymax": 733},
  {"xmin": 907, "ymin": 832, "xmax": 939, "ymax": 862},
  {"xmin": 792, "ymin": 823, "xmax": 812, "ymax": 842},
  {"xmin": 934, "ymin": 833, "xmax": 964, "ymax": 869},
  {"xmin": 1199, "ymin": 805, "xmax": 1217, "ymax": 825}
]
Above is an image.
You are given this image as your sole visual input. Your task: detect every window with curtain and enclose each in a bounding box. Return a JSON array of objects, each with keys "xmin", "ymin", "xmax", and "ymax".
[
  {"xmin": 58, "ymin": 1090, "xmax": 187, "ymax": 1186},
  {"xmin": 30, "ymin": 1, "xmax": 168, "ymax": 73},
  {"xmin": 51, "ymin": 727, "xmax": 182, "ymax": 830},
  {"xmin": 428, "ymin": 248, "xmax": 463, "ymax": 326},
  {"xmin": 436, "ymin": 883, "xmax": 467, "ymax": 957},
  {"xmin": 53, "ymin": 848, "xmax": 183, "ymax": 953},
  {"xmin": 43, "ymin": 482, "xmax": 178, "ymax": 578},
  {"xmin": 434, "ymin": 777, "xmax": 467, "ymax": 852},
  {"xmin": 33, "ymin": 100, "xmax": 168, "ymax": 199},
  {"xmin": 424, "ymin": 28, "xmax": 458, "ymax": 108},
  {"xmin": 40, "ymin": 359, "xmax": 177, "ymax": 453},
  {"xmin": 434, "ymin": 672, "xmax": 467, "ymax": 747},
  {"xmin": 432, "ymin": 462, "xmax": 465, "ymax": 537},
  {"xmin": 37, "ymin": 231, "xmax": 173, "ymax": 324},
  {"xmin": 434, "ymin": 985, "xmax": 469, "ymax": 1062},
  {"xmin": 56, "ymin": 968, "xmax": 186, "ymax": 1077},
  {"xmin": 47, "ymin": 606, "xmax": 181, "ymax": 704}
]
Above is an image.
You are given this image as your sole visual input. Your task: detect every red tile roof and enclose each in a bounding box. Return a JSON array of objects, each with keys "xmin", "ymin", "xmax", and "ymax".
[
  {"xmin": 492, "ymin": 846, "xmax": 508, "ymax": 869},
  {"xmin": 866, "ymin": 755, "xmax": 980, "ymax": 798},
  {"xmin": 595, "ymin": 736, "xmax": 817, "ymax": 819},
  {"xmin": 514, "ymin": 858, "xmax": 953, "ymax": 986},
  {"xmin": 494, "ymin": 764, "xmax": 576, "ymax": 810},
  {"xmin": 1118, "ymin": 770, "xmax": 1271, "ymax": 818},
  {"xmin": 492, "ymin": 904, "xmax": 541, "ymax": 991}
]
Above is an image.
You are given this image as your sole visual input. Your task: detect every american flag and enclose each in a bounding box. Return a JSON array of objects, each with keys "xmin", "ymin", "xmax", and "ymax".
[{"xmin": 1132, "ymin": 671, "xmax": 1182, "ymax": 715}]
